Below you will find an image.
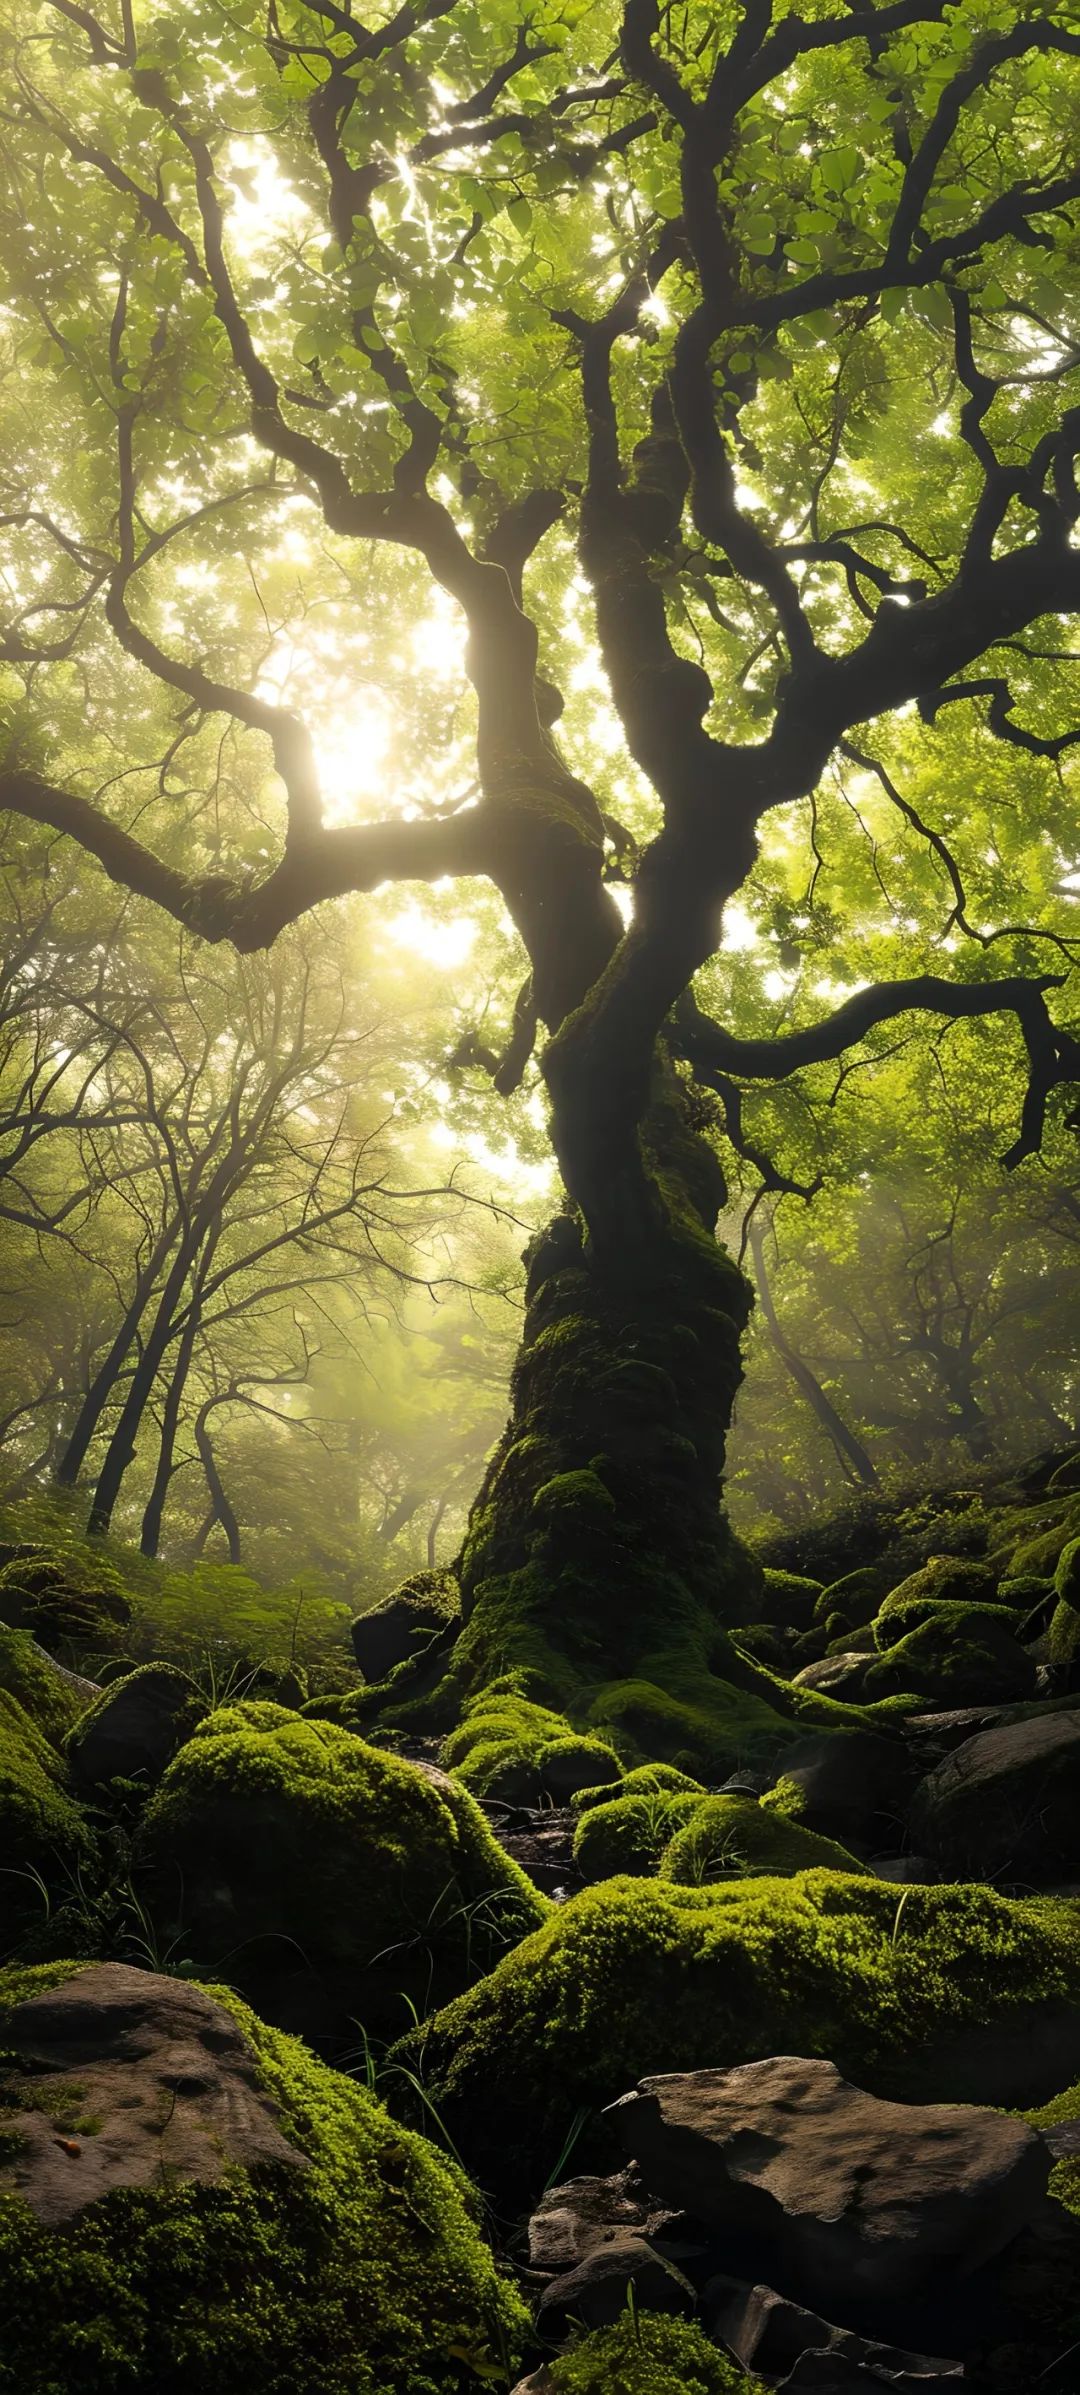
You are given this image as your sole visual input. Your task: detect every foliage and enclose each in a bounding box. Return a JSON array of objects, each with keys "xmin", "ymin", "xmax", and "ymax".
[{"xmin": 535, "ymin": 2316, "xmax": 764, "ymax": 2394}]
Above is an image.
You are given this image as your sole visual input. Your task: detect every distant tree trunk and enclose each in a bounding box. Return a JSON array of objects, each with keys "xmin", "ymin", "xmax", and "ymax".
[
  {"xmin": 194, "ymin": 1397, "xmax": 242, "ymax": 1565},
  {"xmin": 748, "ymin": 1221, "xmax": 879, "ymax": 1490},
  {"xmin": 138, "ymin": 1244, "xmax": 216, "ymax": 1558},
  {"xmin": 55, "ymin": 1217, "xmax": 182, "ymax": 1484},
  {"xmin": 87, "ymin": 1227, "xmax": 211, "ymax": 1535}
]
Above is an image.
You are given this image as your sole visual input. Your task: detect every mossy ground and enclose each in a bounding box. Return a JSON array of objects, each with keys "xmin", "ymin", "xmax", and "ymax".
[
  {"xmin": 401, "ymin": 1872, "xmax": 1080, "ymax": 2194},
  {"xmin": 658, "ymin": 1792, "xmax": 869, "ymax": 1883},
  {"xmin": 0, "ymin": 1960, "xmax": 527, "ymax": 2395},
  {"xmin": 0, "ymin": 1627, "xmax": 84, "ymax": 1746},
  {"xmin": 534, "ymin": 2316, "xmax": 765, "ymax": 2393}
]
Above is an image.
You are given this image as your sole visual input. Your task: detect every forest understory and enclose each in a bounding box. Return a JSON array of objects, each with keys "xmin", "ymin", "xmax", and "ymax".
[{"xmin": 6, "ymin": 1437, "xmax": 1080, "ymax": 2392}]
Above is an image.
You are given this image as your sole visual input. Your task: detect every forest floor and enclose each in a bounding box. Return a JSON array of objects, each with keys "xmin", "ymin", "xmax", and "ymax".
[{"xmin": 3, "ymin": 1447, "xmax": 1080, "ymax": 2391}]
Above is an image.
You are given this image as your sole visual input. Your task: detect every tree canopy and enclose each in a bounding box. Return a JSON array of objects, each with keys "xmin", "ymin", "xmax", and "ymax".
[{"xmin": 0, "ymin": 0, "xmax": 1079, "ymax": 1615}]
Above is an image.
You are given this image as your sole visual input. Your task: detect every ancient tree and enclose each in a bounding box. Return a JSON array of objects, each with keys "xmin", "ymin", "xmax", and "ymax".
[{"xmin": 2, "ymin": 0, "xmax": 1079, "ymax": 1731}]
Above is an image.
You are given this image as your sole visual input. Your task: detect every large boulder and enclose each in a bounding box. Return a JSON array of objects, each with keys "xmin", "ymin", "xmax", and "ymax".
[
  {"xmin": 607, "ymin": 2058, "xmax": 1049, "ymax": 2315},
  {"xmin": 0, "ymin": 1960, "xmax": 526, "ymax": 2393},
  {"xmin": 404, "ymin": 1873, "xmax": 1080, "ymax": 2195},
  {"xmin": 349, "ymin": 1567, "xmax": 460, "ymax": 1682},
  {"xmin": 66, "ymin": 1664, "xmax": 204, "ymax": 1788},
  {"xmin": 872, "ymin": 1558, "xmax": 1000, "ymax": 1645},
  {"xmin": 0, "ymin": 1554, "xmax": 131, "ymax": 1651},
  {"xmin": 135, "ymin": 1701, "xmax": 546, "ymax": 2035},
  {"xmin": 861, "ymin": 1606, "xmax": 1037, "ymax": 1707},
  {"xmin": 760, "ymin": 1730, "xmax": 914, "ymax": 1850},
  {"xmin": 910, "ymin": 1710, "xmax": 1080, "ymax": 1879}
]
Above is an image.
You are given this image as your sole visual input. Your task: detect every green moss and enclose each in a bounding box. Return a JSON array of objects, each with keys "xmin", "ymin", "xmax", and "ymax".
[
  {"xmin": 1007, "ymin": 1497, "xmax": 1080, "ymax": 1581},
  {"xmin": 539, "ymin": 2316, "xmax": 763, "ymax": 2393},
  {"xmin": 862, "ymin": 1605, "xmax": 1035, "ymax": 1703},
  {"xmin": 0, "ymin": 1554, "xmax": 131, "ymax": 1651},
  {"xmin": 0, "ymin": 1960, "xmax": 527, "ymax": 2394},
  {"xmin": 571, "ymin": 1763, "xmax": 704, "ymax": 1814},
  {"xmin": 135, "ymin": 1704, "xmax": 546, "ymax": 2030},
  {"xmin": 0, "ymin": 1692, "xmax": 94, "ymax": 1945},
  {"xmin": 873, "ymin": 1556, "xmax": 1000, "ymax": 1643},
  {"xmin": 0, "ymin": 1627, "xmax": 84, "ymax": 1746},
  {"xmin": 812, "ymin": 1566, "xmax": 889, "ymax": 1628},
  {"xmin": 658, "ymin": 1793, "xmax": 870, "ymax": 1884},
  {"xmin": 1049, "ymin": 1600, "xmax": 1080, "ymax": 1675},
  {"xmin": 1055, "ymin": 1537, "xmax": 1080, "ymax": 1610},
  {"xmin": 573, "ymin": 1789, "xmax": 704, "ymax": 1883},
  {"xmin": 65, "ymin": 1664, "xmax": 204, "ymax": 1787},
  {"xmin": 759, "ymin": 1568, "xmax": 822, "ymax": 1628},
  {"xmin": 445, "ymin": 1683, "xmax": 623, "ymax": 1803},
  {"xmin": 408, "ymin": 1873, "xmax": 1080, "ymax": 2192}
]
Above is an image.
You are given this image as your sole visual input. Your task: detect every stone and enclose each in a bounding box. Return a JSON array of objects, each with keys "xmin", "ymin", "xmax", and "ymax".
[
  {"xmin": 607, "ymin": 2056, "xmax": 1050, "ymax": 2316},
  {"xmin": 349, "ymin": 1568, "xmax": 459, "ymax": 1682},
  {"xmin": 66, "ymin": 1663, "xmax": 201, "ymax": 1787},
  {"xmin": 792, "ymin": 1653, "xmax": 873, "ymax": 1699},
  {"xmin": 0, "ymin": 1962, "xmax": 306, "ymax": 2228},
  {"xmin": 909, "ymin": 1709, "xmax": 1080, "ymax": 1878},
  {"xmin": 528, "ymin": 2167, "xmax": 686, "ymax": 2273},
  {"xmin": 776, "ymin": 2358, "xmax": 961, "ymax": 2389},
  {"xmin": 765, "ymin": 1731, "xmax": 913, "ymax": 1848},
  {"xmin": 703, "ymin": 2277, "xmax": 963, "ymax": 2382},
  {"xmin": 535, "ymin": 2234, "xmax": 696, "ymax": 2338}
]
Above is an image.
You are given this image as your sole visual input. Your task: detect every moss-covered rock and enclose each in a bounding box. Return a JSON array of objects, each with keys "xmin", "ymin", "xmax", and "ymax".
[
  {"xmin": 445, "ymin": 1684, "xmax": 623, "ymax": 1804},
  {"xmin": 812, "ymin": 1566, "xmax": 892, "ymax": 1629},
  {"xmin": 407, "ymin": 1873, "xmax": 1080, "ymax": 2193},
  {"xmin": 1005, "ymin": 1496, "xmax": 1080, "ymax": 1582},
  {"xmin": 350, "ymin": 1568, "xmax": 461, "ymax": 1683},
  {"xmin": 758, "ymin": 1568, "xmax": 822, "ymax": 1630},
  {"xmin": 522, "ymin": 2316, "xmax": 763, "ymax": 2392},
  {"xmin": 572, "ymin": 1789, "xmax": 703, "ymax": 1883},
  {"xmin": 66, "ymin": 1664, "xmax": 204, "ymax": 1789},
  {"xmin": 0, "ymin": 1692, "xmax": 94, "ymax": 1944},
  {"xmin": 873, "ymin": 1556, "xmax": 1000, "ymax": 1644},
  {"xmin": 135, "ymin": 1703, "xmax": 546, "ymax": 2036},
  {"xmin": 861, "ymin": 1605, "xmax": 1036, "ymax": 1705},
  {"xmin": 657, "ymin": 1793, "xmax": 870, "ymax": 1884},
  {"xmin": 0, "ymin": 1626, "xmax": 88, "ymax": 1747},
  {"xmin": 0, "ymin": 1958, "xmax": 527, "ymax": 2394},
  {"xmin": 0, "ymin": 1554, "xmax": 131, "ymax": 1652},
  {"xmin": 571, "ymin": 1764, "xmax": 704, "ymax": 1814}
]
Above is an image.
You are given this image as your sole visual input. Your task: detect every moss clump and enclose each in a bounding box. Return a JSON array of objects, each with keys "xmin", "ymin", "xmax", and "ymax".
[
  {"xmin": 408, "ymin": 1873, "xmax": 1080, "ymax": 2191},
  {"xmin": 572, "ymin": 1789, "xmax": 704, "ymax": 1883},
  {"xmin": 759, "ymin": 1568, "xmax": 822, "ymax": 1629},
  {"xmin": 65, "ymin": 1664, "xmax": 205, "ymax": 1789},
  {"xmin": 0, "ymin": 1961, "xmax": 527, "ymax": 2394},
  {"xmin": 812, "ymin": 1566, "xmax": 889, "ymax": 1628},
  {"xmin": 862, "ymin": 1605, "xmax": 1035, "ymax": 1704},
  {"xmin": 135, "ymin": 1704, "xmax": 546, "ymax": 2031},
  {"xmin": 0, "ymin": 1554, "xmax": 131, "ymax": 1652},
  {"xmin": 444, "ymin": 1682, "xmax": 623, "ymax": 1803},
  {"xmin": 571, "ymin": 1763, "xmax": 704, "ymax": 1814},
  {"xmin": 1006, "ymin": 1497, "xmax": 1080, "ymax": 1582},
  {"xmin": 0, "ymin": 1627, "xmax": 84, "ymax": 1747},
  {"xmin": 537, "ymin": 2316, "xmax": 763, "ymax": 2392},
  {"xmin": 873, "ymin": 1556, "xmax": 1000, "ymax": 1643},
  {"xmin": 658, "ymin": 1793, "xmax": 870, "ymax": 1884},
  {"xmin": 0, "ymin": 1693, "xmax": 94, "ymax": 1944}
]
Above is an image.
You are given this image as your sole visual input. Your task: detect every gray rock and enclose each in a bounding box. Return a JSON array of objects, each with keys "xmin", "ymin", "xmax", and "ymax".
[
  {"xmin": 528, "ymin": 2166, "xmax": 686, "ymax": 2273},
  {"xmin": 67, "ymin": 1663, "xmax": 200, "ymax": 1786},
  {"xmin": 777, "ymin": 2357, "xmax": 961, "ymax": 2390},
  {"xmin": 607, "ymin": 2055, "xmax": 1049, "ymax": 2315},
  {"xmin": 909, "ymin": 1708, "xmax": 1080, "ymax": 1877},
  {"xmin": 767, "ymin": 1730, "xmax": 913, "ymax": 1847},
  {"xmin": 0, "ymin": 1962, "xmax": 306, "ymax": 2226},
  {"xmin": 704, "ymin": 2276, "xmax": 962, "ymax": 2381},
  {"xmin": 535, "ymin": 2233, "xmax": 696, "ymax": 2338},
  {"xmin": 792, "ymin": 1653, "xmax": 873, "ymax": 1699}
]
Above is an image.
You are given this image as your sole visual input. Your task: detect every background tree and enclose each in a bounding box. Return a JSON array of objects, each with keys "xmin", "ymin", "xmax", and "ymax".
[{"xmin": 0, "ymin": 0, "xmax": 1078, "ymax": 1733}]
